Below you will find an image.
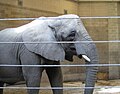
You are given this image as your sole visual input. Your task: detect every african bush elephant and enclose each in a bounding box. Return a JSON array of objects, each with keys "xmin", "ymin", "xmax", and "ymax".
[{"xmin": 0, "ymin": 14, "xmax": 99, "ymax": 94}]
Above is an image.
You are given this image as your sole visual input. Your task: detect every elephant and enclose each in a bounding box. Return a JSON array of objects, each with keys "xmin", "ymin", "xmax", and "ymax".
[{"xmin": 0, "ymin": 14, "xmax": 99, "ymax": 94}]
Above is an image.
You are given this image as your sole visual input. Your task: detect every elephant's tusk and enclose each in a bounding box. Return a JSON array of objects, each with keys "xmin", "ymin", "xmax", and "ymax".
[{"xmin": 82, "ymin": 55, "xmax": 91, "ymax": 62}]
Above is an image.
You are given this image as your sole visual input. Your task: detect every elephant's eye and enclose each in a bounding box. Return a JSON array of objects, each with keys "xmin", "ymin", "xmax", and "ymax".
[
  {"xmin": 69, "ymin": 31, "xmax": 75, "ymax": 37},
  {"xmin": 68, "ymin": 31, "xmax": 76, "ymax": 37},
  {"xmin": 66, "ymin": 31, "xmax": 76, "ymax": 41}
]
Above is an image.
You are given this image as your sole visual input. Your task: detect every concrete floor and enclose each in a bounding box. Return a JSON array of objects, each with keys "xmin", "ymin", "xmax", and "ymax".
[{"xmin": 3, "ymin": 80, "xmax": 120, "ymax": 94}]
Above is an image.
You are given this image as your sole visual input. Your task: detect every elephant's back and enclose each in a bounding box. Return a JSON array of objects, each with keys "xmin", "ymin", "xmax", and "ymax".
[
  {"xmin": 0, "ymin": 28, "xmax": 23, "ymax": 52},
  {"xmin": 0, "ymin": 28, "xmax": 19, "ymax": 42}
]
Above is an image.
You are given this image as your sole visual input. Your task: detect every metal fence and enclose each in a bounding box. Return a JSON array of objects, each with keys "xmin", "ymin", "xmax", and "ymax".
[{"xmin": 0, "ymin": 16, "xmax": 120, "ymax": 93}]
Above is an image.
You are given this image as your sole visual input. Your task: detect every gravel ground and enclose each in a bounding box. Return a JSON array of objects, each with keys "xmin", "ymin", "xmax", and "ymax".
[{"xmin": 3, "ymin": 80, "xmax": 120, "ymax": 94}]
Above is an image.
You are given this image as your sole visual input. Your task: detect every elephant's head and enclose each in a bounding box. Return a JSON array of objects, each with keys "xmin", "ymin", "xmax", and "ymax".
[{"xmin": 22, "ymin": 14, "xmax": 99, "ymax": 94}]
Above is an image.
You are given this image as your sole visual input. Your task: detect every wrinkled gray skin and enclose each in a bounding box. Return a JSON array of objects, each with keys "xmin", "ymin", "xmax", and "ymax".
[{"xmin": 0, "ymin": 14, "xmax": 98, "ymax": 94}]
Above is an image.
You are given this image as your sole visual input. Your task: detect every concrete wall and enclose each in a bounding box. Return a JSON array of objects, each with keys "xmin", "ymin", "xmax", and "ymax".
[
  {"xmin": 0, "ymin": 3, "xmax": 60, "ymax": 30},
  {"xmin": 24, "ymin": 0, "xmax": 78, "ymax": 14},
  {"xmin": 117, "ymin": 2, "xmax": 120, "ymax": 79},
  {"xmin": 107, "ymin": 2, "xmax": 119, "ymax": 79},
  {"xmin": 0, "ymin": 0, "xmax": 18, "ymax": 6}
]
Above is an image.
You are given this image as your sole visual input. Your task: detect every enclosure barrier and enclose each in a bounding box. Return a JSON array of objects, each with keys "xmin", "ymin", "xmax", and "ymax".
[
  {"xmin": 0, "ymin": 86, "xmax": 120, "ymax": 90},
  {"xmin": 0, "ymin": 16, "xmax": 120, "ymax": 92},
  {"xmin": 0, "ymin": 16, "xmax": 120, "ymax": 21}
]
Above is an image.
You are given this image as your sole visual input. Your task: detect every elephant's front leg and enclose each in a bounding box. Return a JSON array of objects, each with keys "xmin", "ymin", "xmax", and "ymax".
[
  {"xmin": 20, "ymin": 49, "xmax": 43, "ymax": 94},
  {"xmin": 46, "ymin": 61, "xmax": 63, "ymax": 94},
  {"xmin": 22, "ymin": 67, "xmax": 43, "ymax": 94}
]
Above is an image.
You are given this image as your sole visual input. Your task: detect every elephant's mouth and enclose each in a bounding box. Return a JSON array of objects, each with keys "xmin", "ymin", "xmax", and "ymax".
[
  {"xmin": 65, "ymin": 51, "xmax": 76, "ymax": 62},
  {"xmin": 78, "ymin": 54, "xmax": 82, "ymax": 58},
  {"xmin": 65, "ymin": 43, "xmax": 91, "ymax": 62},
  {"xmin": 65, "ymin": 44, "xmax": 77, "ymax": 61},
  {"xmin": 67, "ymin": 44, "xmax": 91, "ymax": 61}
]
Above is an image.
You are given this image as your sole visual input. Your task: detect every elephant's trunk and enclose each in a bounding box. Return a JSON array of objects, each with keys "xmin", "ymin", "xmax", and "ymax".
[
  {"xmin": 75, "ymin": 21, "xmax": 99, "ymax": 94},
  {"xmin": 76, "ymin": 39, "xmax": 99, "ymax": 94},
  {"xmin": 84, "ymin": 42, "xmax": 99, "ymax": 94}
]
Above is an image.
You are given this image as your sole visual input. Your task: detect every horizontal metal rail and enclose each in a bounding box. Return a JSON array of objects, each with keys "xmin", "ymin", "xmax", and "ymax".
[
  {"xmin": 0, "ymin": 86, "xmax": 119, "ymax": 90},
  {"xmin": 0, "ymin": 64, "xmax": 120, "ymax": 67},
  {"xmin": 0, "ymin": 16, "xmax": 120, "ymax": 21},
  {"xmin": 0, "ymin": 40, "xmax": 120, "ymax": 44},
  {"xmin": 81, "ymin": 16, "xmax": 120, "ymax": 19}
]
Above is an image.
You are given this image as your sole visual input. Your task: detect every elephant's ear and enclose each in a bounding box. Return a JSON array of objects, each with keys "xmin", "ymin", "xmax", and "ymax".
[{"xmin": 22, "ymin": 25, "xmax": 65, "ymax": 61}]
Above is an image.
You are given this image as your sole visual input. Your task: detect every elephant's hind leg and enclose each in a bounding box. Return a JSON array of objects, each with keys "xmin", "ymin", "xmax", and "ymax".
[
  {"xmin": 46, "ymin": 62, "xmax": 63, "ymax": 94},
  {"xmin": 0, "ymin": 82, "xmax": 4, "ymax": 94}
]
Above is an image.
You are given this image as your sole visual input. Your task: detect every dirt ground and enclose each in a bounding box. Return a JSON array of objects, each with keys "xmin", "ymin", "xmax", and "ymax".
[{"xmin": 3, "ymin": 80, "xmax": 120, "ymax": 94}]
